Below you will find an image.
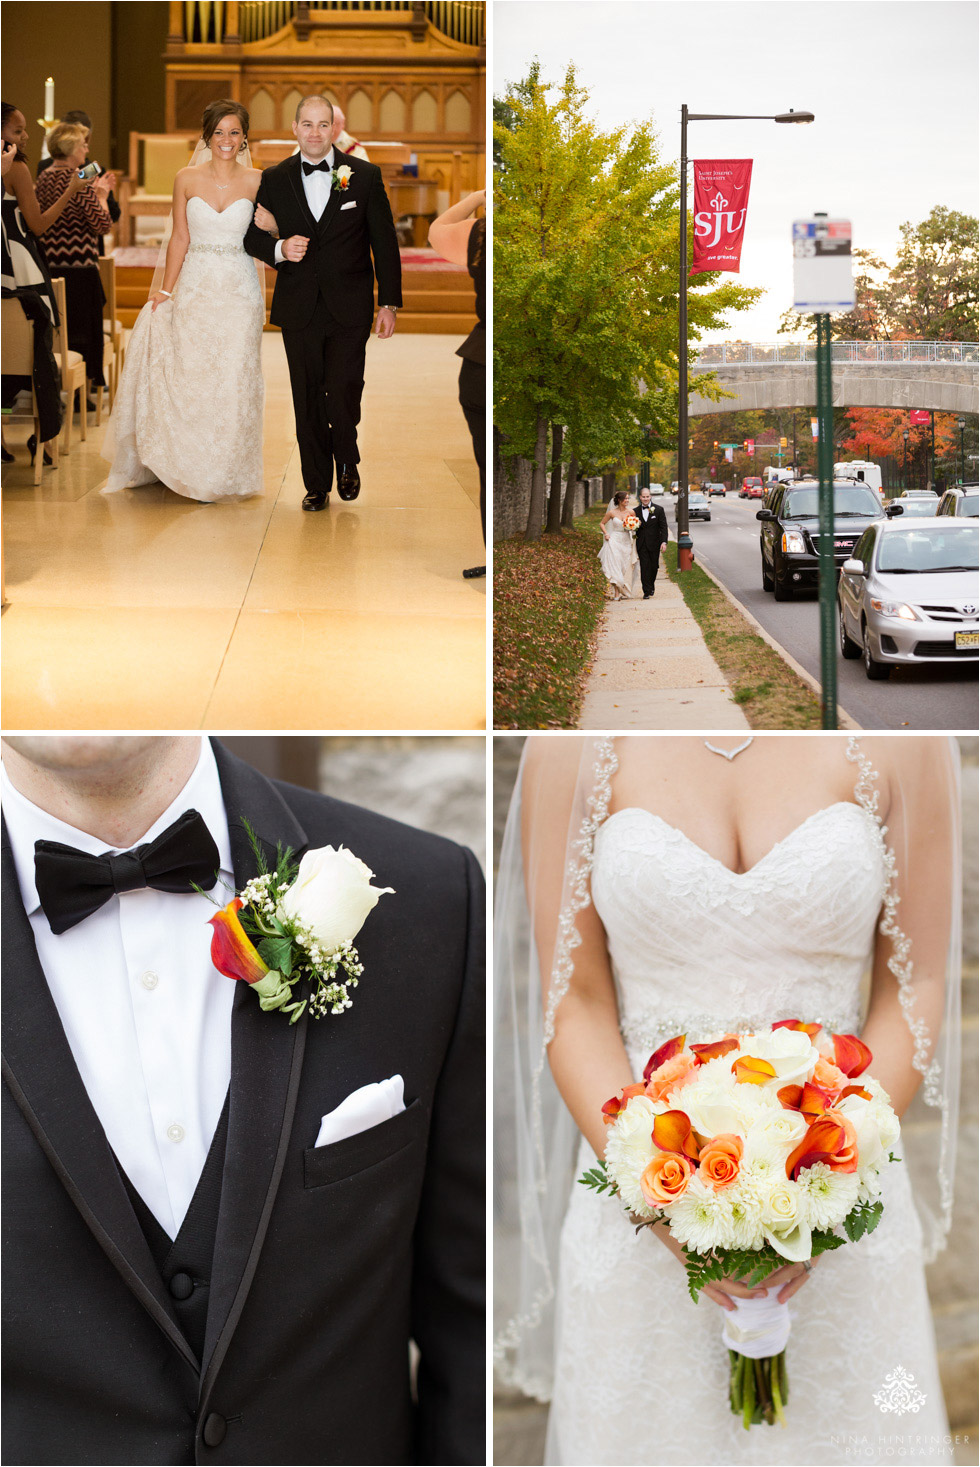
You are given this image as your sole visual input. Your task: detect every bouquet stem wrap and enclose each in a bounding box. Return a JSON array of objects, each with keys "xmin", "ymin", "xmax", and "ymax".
[{"xmin": 720, "ymin": 1288, "xmax": 791, "ymax": 1358}]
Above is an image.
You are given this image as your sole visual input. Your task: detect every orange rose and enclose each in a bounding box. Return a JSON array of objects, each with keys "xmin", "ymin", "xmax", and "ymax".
[
  {"xmin": 811, "ymin": 1056, "xmax": 847, "ymax": 1098},
  {"xmin": 697, "ymin": 1133, "xmax": 744, "ymax": 1190},
  {"xmin": 645, "ymin": 1051, "xmax": 698, "ymax": 1104},
  {"xmin": 640, "ymin": 1152, "xmax": 695, "ymax": 1208}
]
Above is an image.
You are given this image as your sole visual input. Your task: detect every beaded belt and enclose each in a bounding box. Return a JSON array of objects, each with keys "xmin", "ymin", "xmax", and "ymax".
[{"xmin": 188, "ymin": 242, "xmax": 245, "ymax": 256}]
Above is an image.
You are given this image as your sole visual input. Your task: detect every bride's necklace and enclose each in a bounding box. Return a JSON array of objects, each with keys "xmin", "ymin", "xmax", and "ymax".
[
  {"xmin": 209, "ymin": 164, "xmax": 232, "ymax": 191},
  {"xmin": 704, "ymin": 737, "xmax": 754, "ymax": 762}
]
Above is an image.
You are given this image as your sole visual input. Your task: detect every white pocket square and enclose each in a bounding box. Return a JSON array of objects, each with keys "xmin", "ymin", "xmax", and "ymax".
[
  {"xmin": 315, "ymin": 1075, "xmax": 405, "ymax": 1147},
  {"xmin": 340, "ymin": 200, "xmax": 357, "ymax": 211}
]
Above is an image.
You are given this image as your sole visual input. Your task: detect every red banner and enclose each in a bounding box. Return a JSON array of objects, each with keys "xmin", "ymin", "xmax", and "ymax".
[
  {"xmin": 691, "ymin": 159, "xmax": 753, "ymax": 275},
  {"xmin": 909, "ymin": 409, "xmax": 931, "ymax": 425}
]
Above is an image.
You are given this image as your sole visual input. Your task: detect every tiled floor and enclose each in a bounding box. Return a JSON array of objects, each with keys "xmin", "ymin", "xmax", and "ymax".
[{"xmin": 1, "ymin": 334, "xmax": 486, "ymax": 729}]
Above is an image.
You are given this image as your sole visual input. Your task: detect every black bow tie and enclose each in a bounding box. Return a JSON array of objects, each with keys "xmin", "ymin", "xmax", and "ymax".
[
  {"xmin": 34, "ymin": 809, "xmax": 220, "ymax": 935},
  {"xmin": 302, "ymin": 159, "xmax": 332, "ymax": 175}
]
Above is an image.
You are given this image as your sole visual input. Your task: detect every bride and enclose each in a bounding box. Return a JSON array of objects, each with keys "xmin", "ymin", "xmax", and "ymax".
[
  {"xmin": 598, "ymin": 491, "xmax": 637, "ymax": 600},
  {"xmin": 494, "ymin": 735, "xmax": 960, "ymax": 1466},
  {"xmin": 102, "ymin": 100, "xmax": 276, "ymax": 502}
]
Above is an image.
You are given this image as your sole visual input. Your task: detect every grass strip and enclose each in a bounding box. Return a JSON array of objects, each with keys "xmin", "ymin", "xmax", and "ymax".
[
  {"xmin": 493, "ymin": 505, "xmax": 608, "ymax": 728},
  {"xmin": 663, "ymin": 541, "xmax": 823, "ymax": 729}
]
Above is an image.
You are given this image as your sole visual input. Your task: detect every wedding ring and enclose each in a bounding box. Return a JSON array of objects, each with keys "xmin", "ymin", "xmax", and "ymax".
[{"xmin": 802, "ymin": 1261, "xmax": 812, "ymax": 1273}]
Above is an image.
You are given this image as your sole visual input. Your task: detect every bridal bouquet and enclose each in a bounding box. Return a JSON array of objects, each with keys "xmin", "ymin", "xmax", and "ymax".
[
  {"xmin": 623, "ymin": 512, "xmax": 640, "ymax": 534},
  {"xmin": 206, "ymin": 824, "xmax": 393, "ymax": 1024},
  {"xmin": 580, "ymin": 1022, "xmax": 900, "ymax": 1428}
]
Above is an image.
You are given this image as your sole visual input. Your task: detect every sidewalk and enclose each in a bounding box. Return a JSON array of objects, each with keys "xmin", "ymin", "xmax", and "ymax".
[{"xmin": 578, "ymin": 574, "xmax": 751, "ymax": 730}]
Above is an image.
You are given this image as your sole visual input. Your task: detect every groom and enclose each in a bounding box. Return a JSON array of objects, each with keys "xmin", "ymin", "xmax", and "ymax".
[
  {"xmin": 244, "ymin": 96, "xmax": 402, "ymax": 510},
  {"xmin": 1, "ymin": 736, "xmax": 484, "ymax": 1465},
  {"xmin": 635, "ymin": 486, "xmax": 669, "ymax": 598}
]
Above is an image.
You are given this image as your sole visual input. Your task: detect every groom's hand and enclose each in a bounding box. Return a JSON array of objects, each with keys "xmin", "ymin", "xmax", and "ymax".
[
  {"xmin": 281, "ymin": 235, "xmax": 310, "ymax": 262},
  {"xmin": 375, "ymin": 307, "xmax": 397, "ymax": 340}
]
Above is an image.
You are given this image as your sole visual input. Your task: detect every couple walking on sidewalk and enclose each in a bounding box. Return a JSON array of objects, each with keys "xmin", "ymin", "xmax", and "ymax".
[{"xmin": 598, "ymin": 487, "xmax": 669, "ymax": 600}]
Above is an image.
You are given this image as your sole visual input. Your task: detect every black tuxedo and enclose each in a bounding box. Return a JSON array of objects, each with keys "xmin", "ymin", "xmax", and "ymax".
[
  {"xmin": 634, "ymin": 501, "xmax": 668, "ymax": 595},
  {"xmin": 243, "ymin": 153, "xmax": 403, "ymax": 492},
  {"xmin": 2, "ymin": 741, "xmax": 484, "ymax": 1466}
]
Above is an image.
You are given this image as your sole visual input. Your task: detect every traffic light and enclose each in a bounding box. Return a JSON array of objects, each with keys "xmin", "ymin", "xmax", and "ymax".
[
  {"xmin": 713, "ymin": 441, "xmax": 719, "ymax": 449},
  {"xmin": 780, "ymin": 437, "xmax": 788, "ymax": 448}
]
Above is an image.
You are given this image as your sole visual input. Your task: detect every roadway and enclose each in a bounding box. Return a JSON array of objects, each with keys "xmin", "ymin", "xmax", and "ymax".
[{"xmin": 668, "ymin": 492, "xmax": 979, "ymax": 731}]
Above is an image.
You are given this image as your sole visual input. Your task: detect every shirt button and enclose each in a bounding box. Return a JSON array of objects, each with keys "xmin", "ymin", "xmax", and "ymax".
[
  {"xmin": 167, "ymin": 1123, "xmax": 185, "ymax": 1144},
  {"xmin": 140, "ymin": 970, "xmax": 159, "ymax": 990}
]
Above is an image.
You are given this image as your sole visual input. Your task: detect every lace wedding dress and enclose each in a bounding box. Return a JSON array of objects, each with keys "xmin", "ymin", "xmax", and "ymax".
[
  {"xmin": 102, "ymin": 197, "xmax": 264, "ymax": 501},
  {"xmin": 598, "ymin": 517, "xmax": 638, "ymax": 597},
  {"xmin": 545, "ymin": 784, "xmax": 950, "ymax": 1464}
]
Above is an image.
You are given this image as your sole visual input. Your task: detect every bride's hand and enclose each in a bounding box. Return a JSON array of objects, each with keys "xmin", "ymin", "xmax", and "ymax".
[
  {"xmin": 148, "ymin": 290, "xmax": 172, "ymax": 312},
  {"xmin": 705, "ymin": 1261, "xmax": 814, "ymax": 1311},
  {"xmin": 253, "ymin": 202, "xmax": 279, "ymax": 236}
]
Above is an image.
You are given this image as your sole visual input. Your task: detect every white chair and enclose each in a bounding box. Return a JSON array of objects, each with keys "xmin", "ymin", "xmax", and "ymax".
[
  {"xmin": 49, "ymin": 275, "xmax": 89, "ymax": 451},
  {"xmin": 99, "ymin": 254, "xmax": 125, "ymax": 408}
]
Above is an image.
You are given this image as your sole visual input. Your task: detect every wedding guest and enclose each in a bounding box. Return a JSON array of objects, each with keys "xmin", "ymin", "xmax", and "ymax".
[
  {"xmin": 38, "ymin": 110, "xmax": 121, "ymax": 255},
  {"xmin": 35, "ymin": 120, "xmax": 116, "ymax": 395},
  {"xmin": 428, "ymin": 190, "xmax": 486, "ymax": 579},
  {"xmin": 331, "ymin": 104, "xmax": 369, "ymax": 160}
]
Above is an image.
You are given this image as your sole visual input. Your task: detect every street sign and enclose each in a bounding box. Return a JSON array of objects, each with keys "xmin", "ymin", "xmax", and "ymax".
[{"xmin": 792, "ymin": 218, "xmax": 855, "ymax": 312}]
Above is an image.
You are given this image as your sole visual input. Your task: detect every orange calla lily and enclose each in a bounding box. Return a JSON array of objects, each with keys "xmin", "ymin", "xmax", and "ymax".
[
  {"xmin": 798, "ymin": 1082, "xmax": 833, "ymax": 1122},
  {"xmin": 777, "ymin": 1083, "xmax": 803, "ymax": 1110},
  {"xmin": 772, "ymin": 1018, "xmax": 822, "ymax": 1038},
  {"xmin": 601, "ymin": 1082, "xmax": 646, "ymax": 1124},
  {"xmin": 652, "ymin": 1110, "xmax": 701, "ymax": 1162},
  {"xmin": 209, "ymin": 898, "xmax": 270, "ymax": 985},
  {"xmin": 690, "ymin": 1035, "xmax": 740, "ymax": 1064},
  {"xmin": 832, "ymin": 1033, "xmax": 872, "ymax": 1078},
  {"xmin": 840, "ymin": 1084, "xmax": 872, "ymax": 1102},
  {"xmin": 785, "ymin": 1111, "xmax": 858, "ymax": 1179},
  {"xmin": 731, "ymin": 1055, "xmax": 776, "ymax": 1086},
  {"xmin": 643, "ymin": 1034, "xmax": 686, "ymax": 1082}
]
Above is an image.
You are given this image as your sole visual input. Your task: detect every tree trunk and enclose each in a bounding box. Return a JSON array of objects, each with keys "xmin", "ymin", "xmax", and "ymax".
[
  {"xmin": 545, "ymin": 422, "xmax": 564, "ymax": 534},
  {"xmin": 602, "ymin": 471, "xmax": 616, "ymax": 506},
  {"xmin": 561, "ymin": 452, "xmax": 579, "ymax": 526},
  {"xmin": 525, "ymin": 414, "xmax": 549, "ymax": 541}
]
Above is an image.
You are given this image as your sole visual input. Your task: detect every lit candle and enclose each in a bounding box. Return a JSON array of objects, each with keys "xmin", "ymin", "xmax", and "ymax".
[{"xmin": 44, "ymin": 76, "xmax": 54, "ymax": 120}]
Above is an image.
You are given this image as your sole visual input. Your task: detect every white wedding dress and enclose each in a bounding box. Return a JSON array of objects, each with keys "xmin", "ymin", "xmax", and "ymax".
[
  {"xmin": 102, "ymin": 196, "xmax": 264, "ymax": 501},
  {"xmin": 598, "ymin": 517, "xmax": 638, "ymax": 597},
  {"xmin": 546, "ymin": 797, "xmax": 950, "ymax": 1464}
]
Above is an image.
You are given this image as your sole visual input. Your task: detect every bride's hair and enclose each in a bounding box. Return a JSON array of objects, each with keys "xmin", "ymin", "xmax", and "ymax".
[
  {"xmin": 201, "ymin": 99, "xmax": 250, "ymax": 151},
  {"xmin": 612, "ymin": 490, "xmax": 629, "ymax": 507}
]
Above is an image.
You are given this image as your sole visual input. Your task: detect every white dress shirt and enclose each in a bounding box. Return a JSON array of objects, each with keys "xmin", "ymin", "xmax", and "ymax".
[
  {"xmin": 273, "ymin": 147, "xmax": 335, "ymax": 265},
  {"xmin": 2, "ymin": 737, "xmax": 235, "ymax": 1238}
]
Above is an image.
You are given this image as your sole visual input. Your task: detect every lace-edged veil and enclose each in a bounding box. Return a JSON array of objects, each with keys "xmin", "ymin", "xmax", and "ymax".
[
  {"xmin": 149, "ymin": 136, "xmax": 261, "ymax": 298},
  {"xmin": 493, "ymin": 735, "xmax": 962, "ymax": 1402}
]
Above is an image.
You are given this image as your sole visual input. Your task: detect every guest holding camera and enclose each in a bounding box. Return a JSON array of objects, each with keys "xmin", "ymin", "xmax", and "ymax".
[
  {"xmin": 35, "ymin": 121, "xmax": 116, "ymax": 392},
  {"xmin": 38, "ymin": 110, "xmax": 120, "ymax": 255}
]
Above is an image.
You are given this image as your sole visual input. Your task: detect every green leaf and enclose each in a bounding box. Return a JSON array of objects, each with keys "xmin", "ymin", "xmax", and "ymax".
[
  {"xmin": 577, "ymin": 1162, "xmax": 619, "ymax": 1196},
  {"xmin": 257, "ymin": 935, "xmax": 294, "ymax": 977},
  {"xmin": 842, "ymin": 1200, "xmax": 883, "ymax": 1243}
]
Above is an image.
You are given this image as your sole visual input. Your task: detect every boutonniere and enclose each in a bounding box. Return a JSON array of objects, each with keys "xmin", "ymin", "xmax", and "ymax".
[
  {"xmin": 333, "ymin": 164, "xmax": 353, "ymax": 191},
  {"xmin": 206, "ymin": 824, "xmax": 393, "ymax": 1024}
]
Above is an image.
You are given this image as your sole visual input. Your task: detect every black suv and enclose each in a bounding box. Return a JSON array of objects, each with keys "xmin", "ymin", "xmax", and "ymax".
[{"xmin": 757, "ymin": 480, "xmax": 884, "ymax": 600}]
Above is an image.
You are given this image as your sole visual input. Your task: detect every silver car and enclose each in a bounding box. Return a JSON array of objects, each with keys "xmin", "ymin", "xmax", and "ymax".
[{"xmin": 837, "ymin": 519, "xmax": 979, "ymax": 679}]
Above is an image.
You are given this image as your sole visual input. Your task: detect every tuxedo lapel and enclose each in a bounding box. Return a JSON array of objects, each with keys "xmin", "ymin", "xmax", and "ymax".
[
  {"xmin": 199, "ymin": 743, "xmax": 311, "ymax": 1403},
  {"xmin": 316, "ymin": 178, "xmax": 344, "ymax": 238},
  {"xmin": 283, "ymin": 153, "xmax": 319, "ymax": 236},
  {"xmin": 0, "ymin": 820, "xmax": 198, "ymax": 1372}
]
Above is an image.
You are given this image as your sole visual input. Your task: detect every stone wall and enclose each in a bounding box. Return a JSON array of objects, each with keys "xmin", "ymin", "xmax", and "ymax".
[
  {"xmin": 493, "ymin": 450, "xmax": 603, "ymax": 541},
  {"xmin": 492, "ymin": 736, "xmax": 979, "ymax": 1465}
]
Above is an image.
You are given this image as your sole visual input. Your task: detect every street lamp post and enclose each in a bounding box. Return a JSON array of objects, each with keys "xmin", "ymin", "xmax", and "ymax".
[
  {"xmin": 676, "ymin": 106, "xmax": 813, "ymax": 568},
  {"xmin": 958, "ymin": 417, "xmax": 966, "ymax": 485}
]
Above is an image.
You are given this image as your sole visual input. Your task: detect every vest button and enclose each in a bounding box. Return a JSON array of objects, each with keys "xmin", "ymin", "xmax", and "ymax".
[
  {"xmin": 169, "ymin": 1272, "xmax": 194, "ymax": 1300},
  {"xmin": 203, "ymin": 1413, "xmax": 227, "ymax": 1447}
]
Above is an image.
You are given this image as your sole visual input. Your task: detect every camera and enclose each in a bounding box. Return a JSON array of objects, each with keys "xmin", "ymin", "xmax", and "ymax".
[{"xmin": 77, "ymin": 161, "xmax": 102, "ymax": 181}]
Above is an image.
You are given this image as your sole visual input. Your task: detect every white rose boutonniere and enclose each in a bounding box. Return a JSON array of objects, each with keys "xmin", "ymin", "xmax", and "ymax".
[
  {"xmin": 206, "ymin": 823, "xmax": 393, "ymax": 1024},
  {"xmin": 334, "ymin": 164, "xmax": 353, "ymax": 191}
]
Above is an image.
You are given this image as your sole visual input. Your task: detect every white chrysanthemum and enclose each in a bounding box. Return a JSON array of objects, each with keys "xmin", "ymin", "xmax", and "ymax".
[
  {"xmin": 724, "ymin": 1174, "xmax": 767, "ymax": 1250},
  {"xmin": 856, "ymin": 1165, "xmax": 885, "ymax": 1206},
  {"xmin": 666, "ymin": 1175, "xmax": 732, "ymax": 1254},
  {"xmin": 604, "ymin": 1096, "xmax": 657, "ymax": 1213},
  {"xmin": 796, "ymin": 1161, "xmax": 859, "ymax": 1231}
]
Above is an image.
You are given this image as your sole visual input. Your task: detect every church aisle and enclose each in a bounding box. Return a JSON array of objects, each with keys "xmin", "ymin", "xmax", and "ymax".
[{"xmin": 1, "ymin": 333, "xmax": 486, "ymax": 729}]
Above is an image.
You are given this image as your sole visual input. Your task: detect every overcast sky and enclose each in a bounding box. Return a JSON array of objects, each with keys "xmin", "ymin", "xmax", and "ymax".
[{"xmin": 493, "ymin": 0, "xmax": 979, "ymax": 342}]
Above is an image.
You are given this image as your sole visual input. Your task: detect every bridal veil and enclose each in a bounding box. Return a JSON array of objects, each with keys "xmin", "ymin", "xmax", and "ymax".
[{"xmin": 493, "ymin": 735, "xmax": 962, "ymax": 1401}]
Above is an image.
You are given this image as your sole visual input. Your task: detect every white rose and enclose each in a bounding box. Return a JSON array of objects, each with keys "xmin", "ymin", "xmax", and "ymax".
[
  {"xmin": 746, "ymin": 1107, "xmax": 809, "ymax": 1164},
  {"xmin": 681, "ymin": 1075, "xmax": 742, "ymax": 1139},
  {"xmin": 737, "ymin": 1028, "xmax": 819, "ymax": 1091},
  {"xmin": 761, "ymin": 1177, "xmax": 812, "ymax": 1262},
  {"xmin": 836, "ymin": 1094, "xmax": 900, "ymax": 1171},
  {"xmin": 279, "ymin": 845, "xmax": 393, "ymax": 952}
]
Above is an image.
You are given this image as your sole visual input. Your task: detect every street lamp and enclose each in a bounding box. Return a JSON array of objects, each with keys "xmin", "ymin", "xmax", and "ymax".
[
  {"xmin": 677, "ymin": 106, "xmax": 814, "ymax": 567},
  {"xmin": 902, "ymin": 428, "xmax": 909, "ymax": 491},
  {"xmin": 958, "ymin": 417, "xmax": 966, "ymax": 485}
]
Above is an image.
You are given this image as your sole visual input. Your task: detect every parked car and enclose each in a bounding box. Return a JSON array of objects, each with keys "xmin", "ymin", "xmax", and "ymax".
[
  {"xmin": 739, "ymin": 476, "xmax": 765, "ymax": 499},
  {"xmin": 680, "ymin": 492, "xmax": 712, "ymax": 522},
  {"xmin": 669, "ymin": 481, "xmax": 680, "ymax": 494},
  {"xmin": 837, "ymin": 519, "xmax": 979, "ymax": 679},
  {"xmin": 899, "ymin": 490, "xmax": 938, "ymax": 500},
  {"xmin": 649, "ymin": 482, "xmax": 666, "ymax": 497},
  {"xmin": 936, "ymin": 485, "xmax": 979, "ymax": 518},
  {"xmin": 885, "ymin": 496, "xmax": 940, "ymax": 518},
  {"xmin": 706, "ymin": 482, "xmax": 727, "ymax": 496},
  {"xmin": 757, "ymin": 479, "xmax": 884, "ymax": 601}
]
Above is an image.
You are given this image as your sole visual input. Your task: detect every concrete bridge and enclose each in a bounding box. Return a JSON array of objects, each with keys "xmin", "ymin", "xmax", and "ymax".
[{"xmin": 689, "ymin": 341, "xmax": 979, "ymax": 416}]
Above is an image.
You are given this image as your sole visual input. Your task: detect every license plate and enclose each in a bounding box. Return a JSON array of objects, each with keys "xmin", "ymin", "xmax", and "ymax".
[{"xmin": 955, "ymin": 631, "xmax": 979, "ymax": 649}]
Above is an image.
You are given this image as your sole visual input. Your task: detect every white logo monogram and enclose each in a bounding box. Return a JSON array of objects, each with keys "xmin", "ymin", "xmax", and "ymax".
[
  {"xmin": 695, "ymin": 187, "xmax": 746, "ymax": 249},
  {"xmin": 872, "ymin": 1366, "xmax": 927, "ymax": 1416}
]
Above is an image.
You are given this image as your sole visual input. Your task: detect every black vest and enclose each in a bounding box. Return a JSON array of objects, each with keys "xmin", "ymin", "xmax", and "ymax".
[{"xmin": 115, "ymin": 1095, "xmax": 229, "ymax": 1364}]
